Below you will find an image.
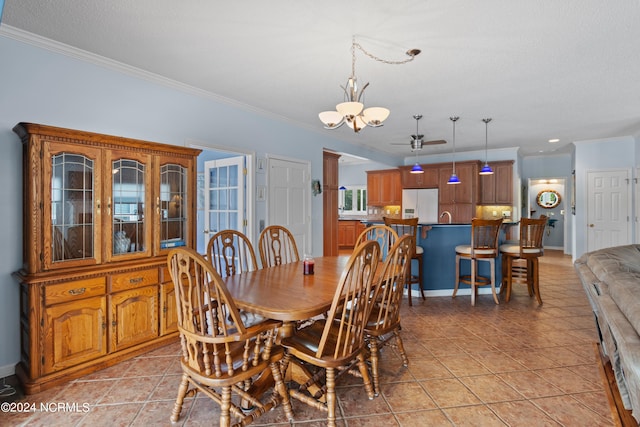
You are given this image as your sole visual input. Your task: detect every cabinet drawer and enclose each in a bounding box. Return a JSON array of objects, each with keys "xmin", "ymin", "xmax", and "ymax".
[
  {"xmin": 45, "ymin": 277, "xmax": 106, "ymax": 306},
  {"xmin": 110, "ymin": 268, "xmax": 159, "ymax": 293}
]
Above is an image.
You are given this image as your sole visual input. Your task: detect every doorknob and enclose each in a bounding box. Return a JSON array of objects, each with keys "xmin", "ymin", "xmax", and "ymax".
[{"xmin": 589, "ymin": 224, "xmax": 594, "ymax": 227}]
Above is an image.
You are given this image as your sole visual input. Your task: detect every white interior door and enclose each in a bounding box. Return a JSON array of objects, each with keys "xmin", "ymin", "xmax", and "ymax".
[
  {"xmin": 586, "ymin": 169, "xmax": 630, "ymax": 252},
  {"xmin": 203, "ymin": 157, "xmax": 245, "ymax": 244},
  {"xmin": 266, "ymin": 157, "xmax": 311, "ymax": 256}
]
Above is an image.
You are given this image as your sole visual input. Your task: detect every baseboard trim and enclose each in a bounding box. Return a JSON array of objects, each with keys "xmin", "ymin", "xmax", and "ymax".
[
  {"xmin": 0, "ymin": 364, "xmax": 16, "ymax": 379},
  {"xmin": 412, "ymin": 287, "xmax": 501, "ymax": 298}
]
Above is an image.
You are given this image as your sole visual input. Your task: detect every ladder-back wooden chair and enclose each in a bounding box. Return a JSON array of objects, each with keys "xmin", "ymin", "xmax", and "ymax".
[
  {"xmin": 280, "ymin": 240, "xmax": 381, "ymax": 427},
  {"xmin": 383, "ymin": 216, "xmax": 425, "ymax": 305},
  {"xmin": 167, "ymin": 247, "xmax": 293, "ymax": 427},
  {"xmin": 453, "ymin": 218, "xmax": 503, "ymax": 306},
  {"xmin": 258, "ymin": 225, "xmax": 300, "ymax": 268},
  {"xmin": 500, "ymin": 215, "xmax": 547, "ymax": 304},
  {"xmin": 365, "ymin": 234, "xmax": 414, "ymax": 395}
]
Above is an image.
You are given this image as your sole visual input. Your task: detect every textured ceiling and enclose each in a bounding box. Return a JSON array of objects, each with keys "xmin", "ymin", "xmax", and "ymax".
[{"xmin": 3, "ymin": 0, "xmax": 640, "ymax": 158}]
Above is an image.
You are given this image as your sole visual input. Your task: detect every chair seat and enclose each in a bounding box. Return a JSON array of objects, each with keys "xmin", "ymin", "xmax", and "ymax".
[
  {"xmin": 282, "ymin": 317, "xmax": 364, "ymax": 367},
  {"xmin": 414, "ymin": 245, "xmax": 423, "ymax": 255},
  {"xmin": 455, "ymin": 244, "xmax": 498, "ymax": 256},
  {"xmin": 499, "ymin": 243, "xmax": 543, "ymax": 255},
  {"xmin": 365, "ymin": 306, "xmax": 401, "ymax": 335}
]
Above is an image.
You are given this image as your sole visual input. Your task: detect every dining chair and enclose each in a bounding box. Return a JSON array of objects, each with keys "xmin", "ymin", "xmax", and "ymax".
[
  {"xmin": 280, "ymin": 240, "xmax": 381, "ymax": 427},
  {"xmin": 382, "ymin": 216, "xmax": 425, "ymax": 306},
  {"xmin": 206, "ymin": 229, "xmax": 258, "ymax": 277},
  {"xmin": 167, "ymin": 247, "xmax": 293, "ymax": 427},
  {"xmin": 453, "ymin": 218, "xmax": 503, "ymax": 306},
  {"xmin": 365, "ymin": 234, "xmax": 414, "ymax": 396},
  {"xmin": 207, "ymin": 229, "xmax": 265, "ymax": 326},
  {"xmin": 499, "ymin": 215, "xmax": 547, "ymax": 304},
  {"xmin": 354, "ymin": 224, "xmax": 398, "ymax": 259},
  {"xmin": 258, "ymin": 225, "xmax": 300, "ymax": 268}
]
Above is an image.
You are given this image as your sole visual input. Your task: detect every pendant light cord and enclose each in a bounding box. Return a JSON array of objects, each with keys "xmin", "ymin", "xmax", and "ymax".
[
  {"xmin": 483, "ymin": 118, "xmax": 492, "ymax": 163},
  {"xmin": 450, "ymin": 116, "xmax": 459, "ymax": 173}
]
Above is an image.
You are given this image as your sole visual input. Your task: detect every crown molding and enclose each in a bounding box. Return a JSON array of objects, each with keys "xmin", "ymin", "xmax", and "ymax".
[{"xmin": 0, "ymin": 24, "xmax": 299, "ymax": 124}]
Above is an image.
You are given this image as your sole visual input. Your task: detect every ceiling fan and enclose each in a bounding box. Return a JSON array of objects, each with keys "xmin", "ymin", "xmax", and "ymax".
[{"xmin": 391, "ymin": 114, "xmax": 446, "ymax": 150}]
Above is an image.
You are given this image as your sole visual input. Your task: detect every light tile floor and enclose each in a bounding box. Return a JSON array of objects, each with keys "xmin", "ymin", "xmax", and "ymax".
[{"xmin": 1, "ymin": 250, "xmax": 616, "ymax": 426}]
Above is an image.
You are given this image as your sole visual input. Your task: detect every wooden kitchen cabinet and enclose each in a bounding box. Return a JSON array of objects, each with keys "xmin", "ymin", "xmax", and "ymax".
[
  {"xmin": 367, "ymin": 169, "xmax": 401, "ymax": 206},
  {"xmin": 13, "ymin": 123, "xmax": 201, "ymax": 393},
  {"xmin": 437, "ymin": 161, "xmax": 479, "ymax": 223},
  {"xmin": 400, "ymin": 165, "xmax": 439, "ymax": 189},
  {"xmin": 338, "ymin": 220, "xmax": 367, "ymax": 249},
  {"xmin": 479, "ymin": 160, "xmax": 514, "ymax": 205},
  {"xmin": 338, "ymin": 221, "xmax": 356, "ymax": 249}
]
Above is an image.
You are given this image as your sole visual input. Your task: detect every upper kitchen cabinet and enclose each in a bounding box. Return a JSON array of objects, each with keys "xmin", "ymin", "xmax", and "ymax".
[
  {"xmin": 399, "ymin": 165, "xmax": 439, "ymax": 189},
  {"xmin": 438, "ymin": 161, "xmax": 478, "ymax": 205},
  {"xmin": 437, "ymin": 161, "xmax": 479, "ymax": 223},
  {"xmin": 367, "ymin": 168, "xmax": 401, "ymax": 206},
  {"xmin": 479, "ymin": 160, "xmax": 514, "ymax": 205}
]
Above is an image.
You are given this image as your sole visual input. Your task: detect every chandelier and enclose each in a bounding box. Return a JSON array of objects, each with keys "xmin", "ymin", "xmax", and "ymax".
[{"xmin": 318, "ymin": 37, "xmax": 421, "ymax": 133}]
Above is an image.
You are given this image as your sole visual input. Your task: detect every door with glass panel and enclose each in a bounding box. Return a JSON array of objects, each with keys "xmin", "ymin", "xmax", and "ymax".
[
  {"xmin": 105, "ymin": 150, "xmax": 152, "ymax": 261},
  {"xmin": 156, "ymin": 155, "xmax": 194, "ymax": 254},
  {"xmin": 44, "ymin": 142, "xmax": 103, "ymax": 269},
  {"xmin": 203, "ymin": 157, "xmax": 245, "ymax": 244}
]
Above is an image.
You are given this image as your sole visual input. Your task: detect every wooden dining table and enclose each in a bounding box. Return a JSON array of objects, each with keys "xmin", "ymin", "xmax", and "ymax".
[{"xmin": 223, "ymin": 255, "xmax": 350, "ymax": 324}]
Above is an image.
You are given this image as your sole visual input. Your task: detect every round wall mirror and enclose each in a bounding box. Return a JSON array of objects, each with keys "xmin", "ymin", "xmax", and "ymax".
[{"xmin": 536, "ymin": 189, "xmax": 561, "ymax": 209}]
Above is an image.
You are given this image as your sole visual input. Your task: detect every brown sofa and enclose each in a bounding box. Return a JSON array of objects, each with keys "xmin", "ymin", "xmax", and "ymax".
[{"xmin": 575, "ymin": 244, "xmax": 640, "ymax": 423}]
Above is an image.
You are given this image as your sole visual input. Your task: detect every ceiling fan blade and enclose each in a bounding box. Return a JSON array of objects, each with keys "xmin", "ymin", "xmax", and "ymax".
[{"xmin": 422, "ymin": 139, "xmax": 447, "ymax": 145}]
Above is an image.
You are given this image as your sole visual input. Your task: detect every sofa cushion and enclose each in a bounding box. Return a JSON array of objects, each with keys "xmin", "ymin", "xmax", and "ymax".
[
  {"xmin": 607, "ymin": 270, "xmax": 640, "ymax": 336},
  {"xmin": 585, "ymin": 245, "xmax": 640, "ymax": 282}
]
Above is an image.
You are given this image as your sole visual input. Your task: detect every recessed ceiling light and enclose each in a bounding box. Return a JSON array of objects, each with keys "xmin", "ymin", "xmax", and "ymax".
[{"xmin": 548, "ymin": 138, "xmax": 560, "ymax": 143}]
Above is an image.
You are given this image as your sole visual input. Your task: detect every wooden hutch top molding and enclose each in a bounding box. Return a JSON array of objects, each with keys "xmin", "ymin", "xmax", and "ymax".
[{"xmin": 13, "ymin": 122, "xmax": 199, "ymax": 159}]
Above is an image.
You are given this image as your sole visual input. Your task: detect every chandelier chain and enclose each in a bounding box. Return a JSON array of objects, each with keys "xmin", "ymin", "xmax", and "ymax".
[{"xmin": 353, "ymin": 42, "xmax": 418, "ymax": 66}]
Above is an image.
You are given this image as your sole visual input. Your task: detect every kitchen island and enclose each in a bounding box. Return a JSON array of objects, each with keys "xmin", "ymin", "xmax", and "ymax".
[
  {"xmin": 365, "ymin": 221, "xmax": 512, "ymax": 298},
  {"xmin": 418, "ymin": 224, "xmax": 504, "ymax": 296}
]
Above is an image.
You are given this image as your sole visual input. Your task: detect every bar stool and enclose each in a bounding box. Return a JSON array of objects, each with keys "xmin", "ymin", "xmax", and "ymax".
[
  {"xmin": 499, "ymin": 216, "xmax": 547, "ymax": 305},
  {"xmin": 383, "ymin": 217, "xmax": 425, "ymax": 306},
  {"xmin": 453, "ymin": 218, "xmax": 503, "ymax": 306}
]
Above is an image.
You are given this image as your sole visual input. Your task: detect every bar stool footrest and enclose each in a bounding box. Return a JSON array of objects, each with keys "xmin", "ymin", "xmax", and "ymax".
[{"xmin": 459, "ymin": 275, "xmax": 491, "ymax": 286}]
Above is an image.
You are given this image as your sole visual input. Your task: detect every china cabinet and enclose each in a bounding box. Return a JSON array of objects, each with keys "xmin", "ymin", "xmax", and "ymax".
[{"xmin": 13, "ymin": 123, "xmax": 201, "ymax": 393}]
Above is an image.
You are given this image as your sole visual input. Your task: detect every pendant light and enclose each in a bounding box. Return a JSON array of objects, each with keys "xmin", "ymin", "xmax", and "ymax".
[
  {"xmin": 447, "ymin": 116, "xmax": 461, "ymax": 184},
  {"xmin": 410, "ymin": 114, "xmax": 424, "ymax": 174},
  {"xmin": 479, "ymin": 118, "xmax": 494, "ymax": 175}
]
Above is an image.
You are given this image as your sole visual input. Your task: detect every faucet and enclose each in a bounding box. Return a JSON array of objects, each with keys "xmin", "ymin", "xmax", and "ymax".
[{"xmin": 440, "ymin": 211, "xmax": 452, "ymax": 224}]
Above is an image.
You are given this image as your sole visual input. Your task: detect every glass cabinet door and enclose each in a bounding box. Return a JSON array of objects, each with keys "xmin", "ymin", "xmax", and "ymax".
[
  {"xmin": 159, "ymin": 163, "xmax": 188, "ymax": 250},
  {"xmin": 44, "ymin": 142, "xmax": 103, "ymax": 269},
  {"xmin": 107, "ymin": 151, "xmax": 152, "ymax": 260}
]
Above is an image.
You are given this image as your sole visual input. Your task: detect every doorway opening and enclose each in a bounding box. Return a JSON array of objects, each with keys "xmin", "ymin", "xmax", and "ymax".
[
  {"xmin": 527, "ymin": 177, "xmax": 566, "ymax": 251},
  {"xmin": 190, "ymin": 144, "xmax": 254, "ymax": 254}
]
